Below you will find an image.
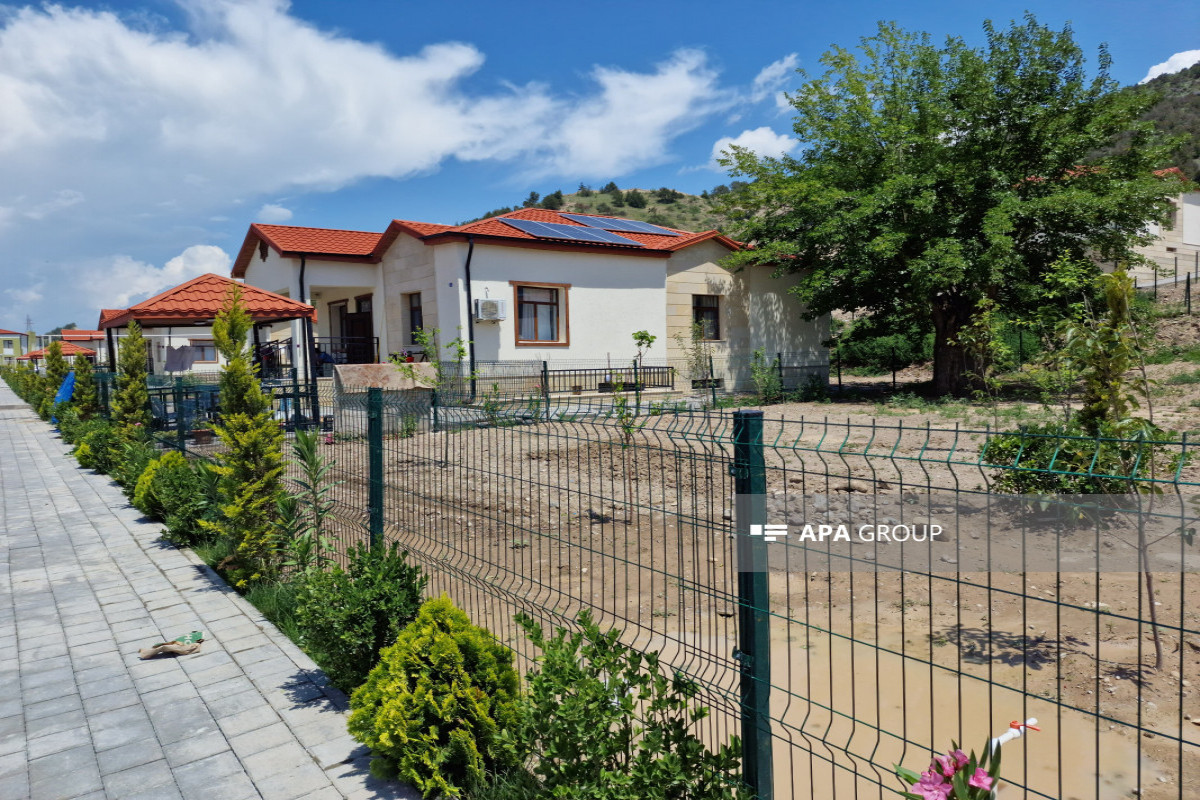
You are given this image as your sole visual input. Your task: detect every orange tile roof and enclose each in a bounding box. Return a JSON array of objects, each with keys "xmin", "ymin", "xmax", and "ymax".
[
  {"xmin": 18, "ymin": 342, "xmax": 96, "ymax": 360},
  {"xmin": 100, "ymin": 273, "xmax": 315, "ymax": 328},
  {"xmin": 0, "ymin": 328, "xmax": 22, "ymax": 336},
  {"xmin": 61, "ymin": 329, "xmax": 104, "ymax": 340},
  {"xmin": 385, "ymin": 207, "xmax": 742, "ymax": 254},
  {"xmin": 98, "ymin": 309, "xmax": 123, "ymax": 327},
  {"xmin": 232, "ymin": 223, "xmax": 384, "ymax": 277}
]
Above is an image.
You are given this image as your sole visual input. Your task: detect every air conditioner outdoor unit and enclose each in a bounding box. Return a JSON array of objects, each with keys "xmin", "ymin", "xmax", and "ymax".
[{"xmin": 474, "ymin": 298, "xmax": 507, "ymax": 321}]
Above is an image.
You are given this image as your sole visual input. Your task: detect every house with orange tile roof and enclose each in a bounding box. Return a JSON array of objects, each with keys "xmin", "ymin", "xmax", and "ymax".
[
  {"xmin": 234, "ymin": 209, "xmax": 829, "ymax": 390},
  {"xmin": 0, "ymin": 328, "xmax": 31, "ymax": 366}
]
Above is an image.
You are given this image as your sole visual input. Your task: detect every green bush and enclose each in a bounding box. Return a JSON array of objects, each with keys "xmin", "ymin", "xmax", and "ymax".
[
  {"xmin": 74, "ymin": 421, "xmax": 123, "ymax": 474},
  {"xmin": 159, "ymin": 459, "xmax": 222, "ymax": 546},
  {"xmin": 749, "ymin": 348, "xmax": 782, "ymax": 404},
  {"xmin": 348, "ymin": 595, "xmax": 520, "ymax": 798},
  {"xmin": 985, "ymin": 422, "xmax": 1181, "ymax": 494},
  {"xmin": 509, "ymin": 611, "xmax": 747, "ymax": 800},
  {"xmin": 296, "ymin": 542, "xmax": 427, "ymax": 692},
  {"xmin": 133, "ymin": 450, "xmax": 189, "ymax": 518},
  {"xmin": 113, "ymin": 439, "xmax": 158, "ymax": 495}
]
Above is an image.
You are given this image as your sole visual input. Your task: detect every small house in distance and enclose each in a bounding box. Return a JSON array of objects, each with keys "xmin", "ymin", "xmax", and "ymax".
[{"xmin": 234, "ymin": 208, "xmax": 829, "ymax": 392}]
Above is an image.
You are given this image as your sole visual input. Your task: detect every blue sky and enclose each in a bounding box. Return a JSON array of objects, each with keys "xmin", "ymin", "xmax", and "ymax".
[{"xmin": 0, "ymin": 0, "xmax": 1197, "ymax": 332}]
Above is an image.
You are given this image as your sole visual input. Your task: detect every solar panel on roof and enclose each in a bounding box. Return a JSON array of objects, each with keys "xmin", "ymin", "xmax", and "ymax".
[
  {"xmin": 560, "ymin": 213, "xmax": 682, "ymax": 237},
  {"xmin": 500, "ymin": 218, "xmax": 643, "ymax": 246}
]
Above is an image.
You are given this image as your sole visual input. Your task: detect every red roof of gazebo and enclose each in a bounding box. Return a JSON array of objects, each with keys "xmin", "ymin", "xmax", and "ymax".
[
  {"xmin": 18, "ymin": 342, "xmax": 96, "ymax": 361},
  {"xmin": 100, "ymin": 273, "xmax": 316, "ymax": 329}
]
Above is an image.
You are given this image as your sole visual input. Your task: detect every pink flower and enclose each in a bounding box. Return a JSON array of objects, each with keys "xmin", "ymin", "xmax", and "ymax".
[
  {"xmin": 950, "ymin": 750, "xmax": 969, "ymax": 770},
  {"xmin": 916, "ymin": 770, "xmax": 951, "ymax": 800},
  {"xmin": 968, "ymin": 768, "xmax": 994, "ymax": 791}
]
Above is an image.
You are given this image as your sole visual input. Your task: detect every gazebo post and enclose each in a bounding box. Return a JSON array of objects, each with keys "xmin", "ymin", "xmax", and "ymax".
[
  {"xmin": 303, "ymin": 316, "xmax": 320, "ymax": 429},
  {"xmin": 106, "ymin": 327, "xmax": 117, "ymax": 372}
]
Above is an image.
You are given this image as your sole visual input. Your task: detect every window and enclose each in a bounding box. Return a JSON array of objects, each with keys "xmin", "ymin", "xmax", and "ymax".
[
  {"xmin": 356, "ymin": 294, "xmax": 373, "ymax": 314},
  {"xmin": 190, "ymin": 340, "xmax": 217, "ymax": 362},
  {"xmin": 512, "ymin": 282, "xmax": 570, "ymax": 346},
  {"xmin": 2, "ymin": 340, "xmax": 12, "ymax": 356},
  {"xmin": 692, "ymin": 295, "xmax": 721, "ymax": 340},
  {"xmin": 406, "ymin": 293, "xmax": 423, "ymax": 343}
]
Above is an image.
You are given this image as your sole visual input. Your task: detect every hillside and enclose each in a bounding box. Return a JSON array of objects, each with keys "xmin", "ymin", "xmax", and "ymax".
[
  {"xmin": 462, "ymin": 183, "xmax": 740, "ymax": 232},
  {"xmin": 1123, "ymin": 62, "xmax": 1200, "ymax": 179}
]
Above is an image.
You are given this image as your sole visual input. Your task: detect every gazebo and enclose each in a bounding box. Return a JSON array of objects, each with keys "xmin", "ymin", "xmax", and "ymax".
[
  {"xmin": 17, "ymin": 341, "xmax": 97, "ymax": 366},
  {"xmin": 98, "ymin": 273, "xmax": 318, "ymax": 377}
]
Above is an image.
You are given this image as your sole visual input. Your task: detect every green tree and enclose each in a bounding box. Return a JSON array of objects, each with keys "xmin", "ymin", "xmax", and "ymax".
[
  {"xmin": 625, "ymin": 188, "xmax": 648, "ymax": 208},
  {"xmin": 540, "ymin": 189, "xmax": 565, "ymax": 210},
  {"xmin": 522, "ymin": 191, "xmax": 541, "ymax": 208},
  {"xmin": 204, "ymin": 285, "xmax": 285, "ymax": 587},
  {"xmin": 717, "ymin": 15, "xmax": 1186, "ymax": 395},
  {"xmin": 110, "ymin": 321, "xmax": 150, "ymax": 436},
  {"xmin": 600, "ymin": 181, "xmax": 620, "ymax": 194},
  {"xmin": 43, "ymin": 340, "xmax": 70, "ymax": 396},
  {"xmin": 72, "ymin": 354, "xmax": 99, "ymax": 419},
  {"xmin": 577, "ymin": 182, "xmax": 594, "ymax": 197}
]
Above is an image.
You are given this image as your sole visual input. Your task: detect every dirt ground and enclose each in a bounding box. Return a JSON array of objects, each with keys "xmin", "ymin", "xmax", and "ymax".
[{"xmin": 316, "ymin": 388, "xmax": 1200, "ymax": 800}]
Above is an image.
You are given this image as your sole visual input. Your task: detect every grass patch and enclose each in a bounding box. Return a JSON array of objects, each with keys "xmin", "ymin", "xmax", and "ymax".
[
  {"xmin": 1145, "ymin": 345, "xmax": 1200, "ymax": 365},
  {"xmin": 1167, "ymin": 368, "xmax": 1200, "ymax": 385},
  {"xmin": 244, "ymin": 580, "xmax": 303, "ymax": 643}
]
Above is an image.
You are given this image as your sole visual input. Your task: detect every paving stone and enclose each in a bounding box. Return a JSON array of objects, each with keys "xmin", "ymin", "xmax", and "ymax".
[
  {"xmin": 27, "ymin": 725, "xmax": 92, "ymax": 760},
  {"xmin": 26, "ymin": 707, "xmax": 87, "ymax": 740},
  {"xmin": 162, "ymin": 731, "xmax": 231, "ymax": 768},
  {"xmin": 97, "ymin": 739, "xmax": 166, "ymax": 776},
  {"xmin": 23, "ymin": 692, "xmax": 83, "ymax": 720},
  {"xmin": 27, "ymin": 744, "xmax": 103, "ymax": 799},
  {"xmin": 240, "ymin": 741, "xmax": 313, "ymax": 781},
  {"xmin": 82, "ymin": 687, "xmax": 141, "ymax": 715},
  {"xmin": 101, "ymin": 758, "xmax": 177, "ymax": 797},
  {"xmin": 217, "ymin": 705, "xmax": 282, "ymax": 739}
]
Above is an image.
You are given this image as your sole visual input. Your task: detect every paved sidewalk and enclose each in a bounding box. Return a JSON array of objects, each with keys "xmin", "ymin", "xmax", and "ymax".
[{"xmin": 0, "ymin": 383, "xmax": 415, "ymax": 800}]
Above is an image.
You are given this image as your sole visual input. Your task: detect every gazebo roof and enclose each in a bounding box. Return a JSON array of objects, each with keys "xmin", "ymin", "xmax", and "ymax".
[
  {"xmin": 100, "ymin": 273, "xmax": 315, "ymax": 329},
  {"xmin": 18, "ymin": 342, "xmax": 96, "ymax": 361}
]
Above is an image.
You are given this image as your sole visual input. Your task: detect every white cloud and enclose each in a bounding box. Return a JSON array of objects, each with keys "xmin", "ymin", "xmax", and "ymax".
[
  {"xmin": 0, "ymin": 2, "xmax": 790, "ymax": 327},
  {"xmin": 89, "ymin": 245, "xmax": 232, "ymax": 309},
  {"xmin": 1140, "ymin": 49, "xmax": 1200, "ymax": 83},
  {"xmin": 533, "ymin": 50, "xmax": 733, "ymax": 177},
  {"xmin": 751, "ymin": 53, "xmax": 799, "ymax": 113},
  {"xmin": 256, "ymin": 203, "xmax": 293, "ymax": 223},
  {"xmin": 4, "ymin": 283, "xmax": 43, "ymax": 305},
  {"xmin": 25, "ymin": 190, "xmax": 84, "ymax": 220},
  {"xmin": 710, "ymin": 127, "xmax": 796, "ymax": 168}
]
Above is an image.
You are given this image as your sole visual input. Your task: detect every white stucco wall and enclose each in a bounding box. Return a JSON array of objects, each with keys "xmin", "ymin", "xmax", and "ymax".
[
  {"xmin": 239, "ymin": 247, "xmax": 386, "ymax": 367},
  {"xmin": 429, "ymin": 242, "xmax": 667, "ymax": 363},
  {"xmin": 380, "ymin": 233, "xmax": 439, "ymax": 355}
]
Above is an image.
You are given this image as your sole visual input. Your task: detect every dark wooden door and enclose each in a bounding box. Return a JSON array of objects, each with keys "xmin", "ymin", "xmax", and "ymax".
[{"xmin": 343, "ymin": 312, "xmax": 374, "ymax": 363}]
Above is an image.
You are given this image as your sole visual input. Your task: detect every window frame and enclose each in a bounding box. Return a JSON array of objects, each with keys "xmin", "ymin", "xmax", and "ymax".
[
  {"xmin": 406, "ymin": 292, "xmax": 424, "ymax": 345},
  {"xmin": 189, "ymin": 339, "xmax": 218, "ymax": 363},
  {"xmin": 510, "ymin": 281, "xmax": 571, "ymax": 347},
  {"xmin": 692, "ymin": 294, "xmax": 722, "ymax": 341}
]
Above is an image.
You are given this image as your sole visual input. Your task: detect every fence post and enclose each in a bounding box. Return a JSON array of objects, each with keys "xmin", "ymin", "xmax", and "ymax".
[
  {"xmin": 173, "ymin": 377, "xmax": 185, "ymax": 454},
  {"xmin": 367, "ymin": 387, "xmax": 384, "ymax": 550},
  {"xmin": 541, "ymin": 361, "xmax": 551, "ymax": 421},
  {"xmin": 732, "ymin": 409, "xmax": 773, "ymax": 799},
  {"xmin": 776, "ymin": 351, "xmax": 784, "ymax": 390},
  {"xmin": 891, "ymin": 345, "xmax": 897, "ymax": 390},
  {"xmin": 1188, "ymin": 273, "xmax": 1192, "ymax": 316},
  {"xmin": 431, "ymin": 388, "xmax": 440, "ymax": 433}
]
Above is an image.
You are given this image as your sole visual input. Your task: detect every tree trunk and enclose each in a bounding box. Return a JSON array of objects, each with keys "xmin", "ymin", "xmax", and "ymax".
[{"xmin": 931, "ymin": 295, "xmax": 973, "ymax": 397}]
